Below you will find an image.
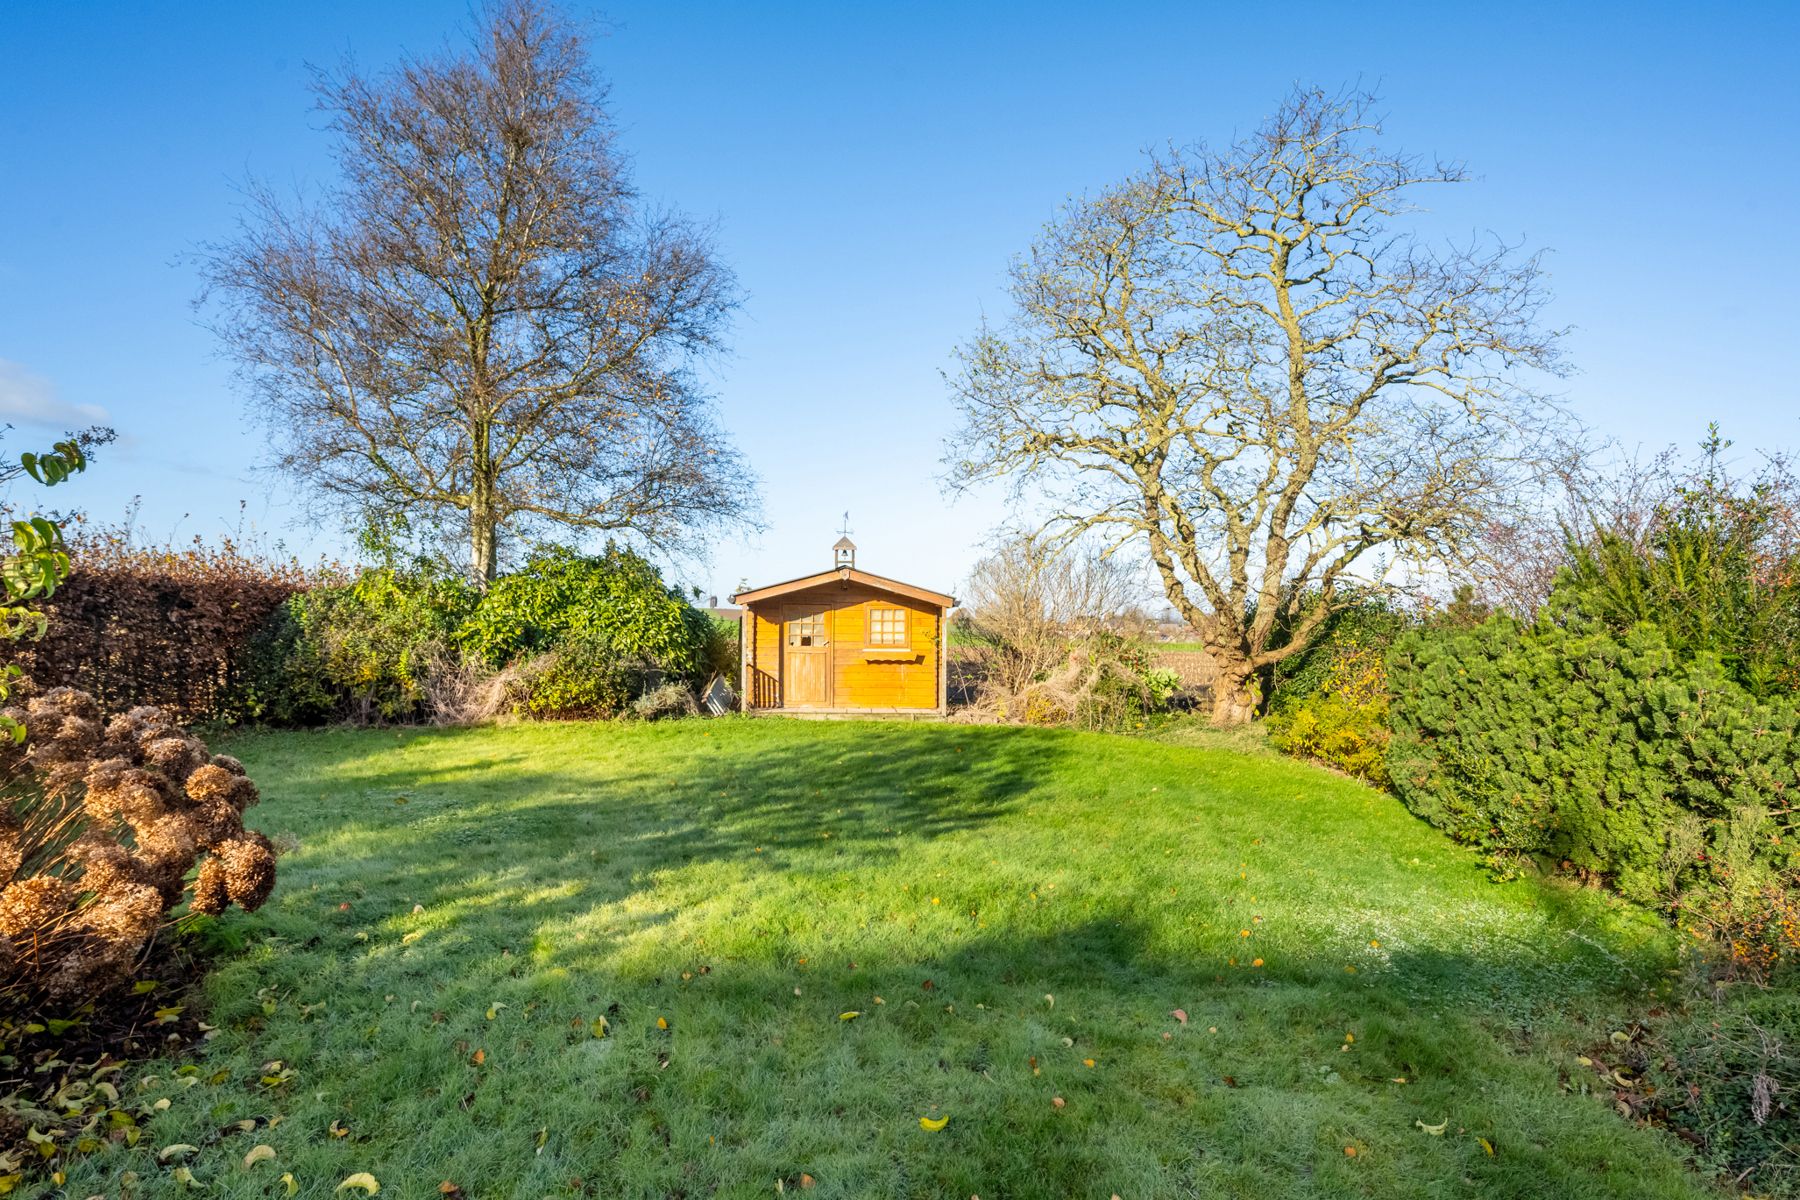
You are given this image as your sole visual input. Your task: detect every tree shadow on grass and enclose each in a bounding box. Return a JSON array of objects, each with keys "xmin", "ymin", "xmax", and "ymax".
[
  {"xmin": 162, "ymin": 721, "xmax": 1711, "ymax": 1200},
  {"xmin": 229, "ymin": 720, "xmax": 1068, "ymax": 988}
]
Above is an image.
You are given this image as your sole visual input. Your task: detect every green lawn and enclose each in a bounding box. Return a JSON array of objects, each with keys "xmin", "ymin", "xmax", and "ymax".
[{"xmin": 67, "ymin": 720, "xmax": 1711, "ymax": 1199}]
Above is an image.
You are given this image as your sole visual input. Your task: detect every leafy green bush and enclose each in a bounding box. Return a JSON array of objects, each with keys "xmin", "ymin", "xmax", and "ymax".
[
  {"xmin": 458, "ymin": 545, "xmax": 713, "ymax": 677},
  {"xmin": 239, "ymin": 567, "xmax": 476, "ymax": 724},
  {"xmin": 1387, "ymin": 608, "xmax": 1800, "ymax": 976}
]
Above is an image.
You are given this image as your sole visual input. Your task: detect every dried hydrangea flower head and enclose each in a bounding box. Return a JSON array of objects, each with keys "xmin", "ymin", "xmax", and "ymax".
[{"xmin": 1, "ymin": 686, "xmax": 277, "ymax": 1006}]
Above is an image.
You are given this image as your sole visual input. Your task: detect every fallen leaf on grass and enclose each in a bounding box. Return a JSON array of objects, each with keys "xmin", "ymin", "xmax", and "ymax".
[
  {"xmin": 158, "ymin": 1144, "xmax": 200, "ymax": 1161},
  {"xmin": 1416, "ymin": 1118, "xmax": 1447, "ymax": 1135},
  {"xmin": 1172, "ymin": 1009, "xmax": 1187, "ymax": 1025},
  {"xmin": 281, "ymin": 1174, "xmax": 298, "ymax": 1196},
  {"xmin": 329, "ymin": 1120, "xmax": 350, "ymax": 1138},
  {"xmin": 1051, "ymin": 1096, "xmax": 1065, "ymax": 1109},
  {"xmin": 839, "ymin": 1011, "xmax": 861, "ymax": 1021},
  {"xmin": 1478, "ymin": 1137, "xmax": 1495, "ymax": 1157},
  {"xmin": 918, "ymin": 1114, "xmax": 950, "ymax": 1131},
  {"xmin": 337, "ymin": 1172, "xmax": 381, "ymax": 1193},
  {"xmin": 800, "ymin": 1173, "xmax": 816, "ymax": 1188},
  {"xmin": 486, "ymin": 1003, "xmax": 507, "ymax": 1020},
  {"xmin": 439, "ymin": 1184, "xmax": 466, "ymax": 1199},
  {"xmin": 592, "ymin": 1016, "xmax": 609, "ymax": 1038},
  {"xmin": 656, "ymin": 1016, "xmax": 669, "ymax": 1030},
  {"xmin": 243, "ymin": 1144, "xmax": 276, "ymax": 1168},
  {"xmin": 470, "ymin": 1048, "xmax": 486, "ymax": 1066}
]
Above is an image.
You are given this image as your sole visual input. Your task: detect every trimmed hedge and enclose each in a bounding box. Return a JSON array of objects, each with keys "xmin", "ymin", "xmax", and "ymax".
[{"xmin": 19, "ymin": 537, "xmax": 314, "ymax": 723}]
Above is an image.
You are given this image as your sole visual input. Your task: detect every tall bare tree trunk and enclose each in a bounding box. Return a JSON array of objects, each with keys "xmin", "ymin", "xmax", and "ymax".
[{"xmin": 470, "ymin": 418, "xmax": 498, "ymax": 586}]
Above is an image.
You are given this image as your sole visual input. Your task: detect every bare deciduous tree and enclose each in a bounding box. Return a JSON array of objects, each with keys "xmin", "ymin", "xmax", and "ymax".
[
  {"xmin": 201, "ymin": 0, "xmax": 754, "ymax": 584},
  {"xmin": 946, "ymin": 88, "xmax": 1568, "ymax": 723},
  {"xmin": 960, "ymin": 533, "xmax": 1141, "ymax": 710}
]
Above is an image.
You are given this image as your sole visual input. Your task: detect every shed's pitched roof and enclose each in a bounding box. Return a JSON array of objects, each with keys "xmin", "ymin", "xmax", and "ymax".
[{"xmin": 732, "ymin": 567, "xmax": 956, "ymax": 608}]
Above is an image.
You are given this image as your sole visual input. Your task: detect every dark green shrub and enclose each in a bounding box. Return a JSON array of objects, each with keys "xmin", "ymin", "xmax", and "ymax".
[
  {"xmin": 238, "ymin": 567, "xmax": 477, "ymax": 724},
  {"xmin": 703, "ymin": 616, "xmax": 740, "ymax": 682},
  {"xmin": 458, "ymin": 545, "xmax": 713, "ymax": 679},
  {"xmin": 1387, "ymin": 609, "xmax": 1800, "ymax": 975}
]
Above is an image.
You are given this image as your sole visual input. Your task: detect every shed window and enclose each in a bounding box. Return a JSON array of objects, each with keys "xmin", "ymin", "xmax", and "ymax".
[
  {"xmin": 787, "ymin": 611, "xmax": 826, "ymax": 646},
  {"xmin": 867, "ymin": 606, "xmax": 908, "ymax": 646}
]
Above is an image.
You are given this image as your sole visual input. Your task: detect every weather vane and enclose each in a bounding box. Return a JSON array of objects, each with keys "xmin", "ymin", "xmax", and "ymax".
[{"xmin": 838, "ymin": 511, "xmax": 852, "ymax": 539}]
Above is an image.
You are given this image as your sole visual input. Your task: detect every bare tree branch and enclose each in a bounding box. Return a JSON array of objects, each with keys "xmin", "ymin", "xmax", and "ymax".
[
  {"xmin": 198, "ymin": 0, "xmax": 757, "ymax": 584},
  {"xmin": 945, "ymin": 86, "xmax": 1570, "ymax": 723}
]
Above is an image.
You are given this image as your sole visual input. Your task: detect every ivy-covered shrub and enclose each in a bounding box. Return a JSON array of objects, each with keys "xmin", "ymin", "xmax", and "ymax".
[
  {"xmin": 512, "ymin": 626, "xmax": 634, "ymax": 719},
  {"xmin": 1270, "ymin": 592, "xmax": 1414, "ymax": 706},
  {"xmin": 1387, "ymin": 608, "xmax": 1800, "ymax": 977},
  {"xmin": 459, "ymin": 545, "xmax": 712, "ymax": 674},
  {"xmin": 238, "ymin": 567, "xmax": 477, "ymax": 724}
]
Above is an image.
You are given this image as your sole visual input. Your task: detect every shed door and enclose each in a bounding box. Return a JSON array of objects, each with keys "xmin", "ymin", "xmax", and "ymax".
[{"xmin": 782, "ymin": 605, "xmax": 832, "ymax": 707}]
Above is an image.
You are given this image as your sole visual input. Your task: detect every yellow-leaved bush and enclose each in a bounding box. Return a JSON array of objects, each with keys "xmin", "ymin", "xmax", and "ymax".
[
  {"xmin": 0, "ymin": 686, "xmax": 276, "ymax": 1007},
  {"xmin": 1267, "ymin": 640, "xmax": 1390, "ymax": 786}
]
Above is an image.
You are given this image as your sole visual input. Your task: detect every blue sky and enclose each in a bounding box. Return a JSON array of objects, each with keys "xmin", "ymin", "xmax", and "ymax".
[{"xmin": 3, "ymin": 1, "xmax": 1796, "ymax": 602}]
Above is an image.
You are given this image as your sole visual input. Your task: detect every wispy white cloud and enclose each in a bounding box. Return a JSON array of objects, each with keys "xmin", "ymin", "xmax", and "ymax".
[{"xmin": 0, "ymin": 359, "xmax": 109, "ymax": 429}]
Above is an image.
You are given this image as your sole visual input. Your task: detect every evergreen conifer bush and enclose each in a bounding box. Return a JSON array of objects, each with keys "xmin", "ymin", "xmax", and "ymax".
[{"xmin": 1388, "ymin": 609, "xmax": 1800, "ymax": 977}]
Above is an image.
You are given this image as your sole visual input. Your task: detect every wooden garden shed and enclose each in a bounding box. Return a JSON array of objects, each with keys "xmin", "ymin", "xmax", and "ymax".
[{"xmin": 733, "ymin": 539, "xmax": 956, "ymax": 715}]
